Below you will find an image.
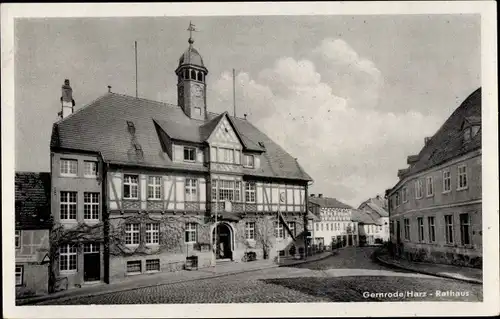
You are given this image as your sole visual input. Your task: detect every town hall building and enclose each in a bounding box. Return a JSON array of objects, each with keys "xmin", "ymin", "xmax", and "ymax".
[{"xmin": 49, "ymin": 26, "xmax": 312, "ymax": 288}]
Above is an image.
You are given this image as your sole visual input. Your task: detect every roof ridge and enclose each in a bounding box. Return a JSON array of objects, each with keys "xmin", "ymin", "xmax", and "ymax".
[{"xmin": 109, "ymin": 92, "xmax": 181, "ymax": 109}]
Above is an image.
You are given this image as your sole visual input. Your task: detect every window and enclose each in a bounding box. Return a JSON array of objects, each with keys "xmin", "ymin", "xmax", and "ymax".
[
  {"xmin": 218, "ymin": 148, "xmax": 234, "ymax": 164},
  {"xmin": 443, "ymin": 170, "xmax": 451, "ymax": 193},
  {"xmin": 183, "ymin": 147, "xmax": 196, "ymax": 162},
  {"xmin": 463, "ymin": 128, "xmax": 471, "ymax": 142},
  {"xmin": 84, "ymin": 192, "xmax": 99, "ymax": 220},
  {"xmin": 326, "ymin": 223, "xmax": 329, "ymax": 231},
  {"xmin": 245, "ymin": 222, "xmax": 255, "ymax": 240},
  {"xmin": 84, "ymin": 161, "xmax": 98, "ymax": 177},
  {"xmin": 402, "ymin": 187, "xmax": 408, "ymax": 203},
  {"xmin": 417, "ymin": 217, "xmax": 424, "ymax": 242},
  {"xmin": 125, "ymin": 223, "xmax": 140, "ymax": 245},
  {"xmin": 218, "ymin": 180, "xmax": 235, "ymax": 201},
  {"xmin": 243, "ymin": 154, "xmax": 254, "ymax": 168},
  {"xmin": 212, "ymin": 180, "xmax": 218, "ymax": 200},
  {"xmin": 127, "ymin": 260, "xmax": 142, "ymax": 274},
  {"xmin": 185, "ymin": 178, "xmax": 198, "ymax": 201},
  {"xmin": 415, "ymin": 180, "xmax": 423, "ymax": 199},
  {"xmin": 83, "ymin": 243, "xmax": 100, "ymax": 253},
  {"xmin": 60, "ymin": 159, "xmax": 77, "ymax": 176},
  {"xmin": 428, "ymin": 216, "xmax": 436, "ymax": 242},
  {"xmin": 279, "ymin": 250, "xmax": 286, "ymax": 257},
  {"xmin": 148, "ymin": 176, "xmax": 162, "ymax": 200},
  {"xmin": 457, "ymin": 165, "xmax": 468, "ymax": 190},
  {"xmin": 395, "ymin": 192, "xmax": 400, "ymax": 207},
  {"xmin": 274, "ymin": 222, "xmax": 284, "ymax": 239},
  {"xmin": 426, "ymin": 176, "xmax": 434, "ymax": 196},
  {"xmin": 15, "ymin": 230, "xmax": 21, "ymax": 248},
  {"xmin": 146, "ymin": 259, "xmax": 160, "ymax": 272},
  {"xmin": 123, "ymin": 175, "xmax": 139, "ymax": 199},
  {"xmin": 445, "ymin": 215, "xmax": 454, "ymax": 244},
  {"xmin": 315, "ymin": 223, "xmax": 319, "ymax": 231},
  {"xmin": 60, "ymin": 191, "xmax": 77, "ymax": 220},
  {"xmin": 235, "ymin": 181, "xmax": 241, "ymax": 202},
  {"xmin": 287, "ymin": 222, "xmax": 296, "ymax": 237},
  {"xmin": 15, "ymin": 266, "xmax": 23, "ymax": 286},
  {"xmin": 460, "ymin": 213, "xmax": 471, "ymax": 246},
  {"xmin": 321, "ymin": 223, "xmax": 324, "ymax": 231},
  {"xmin": 145, "ymin": 223, "xmax": 160, "ymax": 245},
  {"xmin": 185, "ymin": 223, "xmax": 197, "ymax": 243},
  {"xmin": 403, "ymin": 219, "xmax": 410, "ymax": 240},
  {"xmin": 245, "ymin": 182, "xmax": 256, "ymax": 203},
  {"xmin": 59, "ymin": 244, "xmax": 77, "ymax": 271}
]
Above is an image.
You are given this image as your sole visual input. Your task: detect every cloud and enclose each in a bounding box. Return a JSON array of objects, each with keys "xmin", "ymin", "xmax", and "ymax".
[{"xmin": 211, "ymin": 38, "xmax": 444, "ymax": 206}]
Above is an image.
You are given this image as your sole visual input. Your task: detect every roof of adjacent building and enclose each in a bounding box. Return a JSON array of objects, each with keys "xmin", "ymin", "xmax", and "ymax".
[
  {"xmin": 308, "ymin": 196, "xmax": 352, "ymax": 209},
  {"xmin": 398, "ymin": 88, "xmax": 481, "ymax": 180},
  {"xmin": 15, "ymin": 172, "xmax": 52, "ymax": 230},
  {"xmin": 50, "ymin": 92, "xmax": 312, "ymax": 182},
  {"xmin": 351, "ymin": 209, "xmax": 380, "ymax": 225},
  {"xmin": 358, "ymin": 196, "xmax": 389, "ymax": 218}
]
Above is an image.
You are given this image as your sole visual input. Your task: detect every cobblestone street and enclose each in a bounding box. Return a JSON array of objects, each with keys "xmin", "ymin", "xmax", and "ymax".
[{"xmin": 38, "ymin": 247, "xmax": 482, "ymax": 304}]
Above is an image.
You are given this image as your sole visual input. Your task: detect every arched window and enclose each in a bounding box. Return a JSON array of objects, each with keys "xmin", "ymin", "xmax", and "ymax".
[
  {"xmin": 184, "ymin": 69, "xmax": 189, "ymax": 79},
  {"xmin": 191, "ymin": 70, "xmax": 196, "ymax": 80},
  {"xmin": 197, "ymin": 72, "xmax": 203, "ymax": 82}
]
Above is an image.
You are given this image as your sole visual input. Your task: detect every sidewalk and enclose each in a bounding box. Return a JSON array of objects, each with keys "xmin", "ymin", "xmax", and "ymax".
[
  {"xmin": 278, "ymin": 250, "xmax": 334, "ymax": 267},
  {"xmin": 17, "ymin": 252, "xmax": 332, "ymax": 305},
  {"xmin": 376, "ymin": 254, "xmax": 483, "ymax": 284}
]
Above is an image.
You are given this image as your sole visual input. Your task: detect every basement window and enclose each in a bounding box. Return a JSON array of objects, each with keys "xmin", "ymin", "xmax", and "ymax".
[{"xmin": 126, "ymin": 260, "xmax": 142, "ymax": 274}]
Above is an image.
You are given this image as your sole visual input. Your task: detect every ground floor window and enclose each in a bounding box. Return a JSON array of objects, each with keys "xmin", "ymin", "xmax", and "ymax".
[
  {"xmin": 59, "ymin": 244, "xmax": 77, "ymax": 271},
  {"xmin": 460, "ymin": 213, "xmax": 471, "ymax": 246},
  {"xmin": 15, "ymin": 265, "xmax": 23, "ymax": 286},
  {"xmin": 445, "ymin": 215, "xmax": 454, "ymax": 244},
  {"xmin": 278, "ymin": 250, "xmax": 285, "ymax": 257},
  {"xmin": 127, "ymin": 260, "xmax": 142, "ymax": 274},
  {"xmin": 146, "ymin": 259, "xmax": 160, "ymax": 272}
]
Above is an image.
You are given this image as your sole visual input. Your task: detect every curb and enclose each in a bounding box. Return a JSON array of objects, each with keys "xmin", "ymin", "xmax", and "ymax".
[
  {"xmin": 375, "ymin": 255, "xmax": 483, "ymax": 285},
  {"xmin": 17, "ymin": 263, "xmax": 279, "ymax": 305},
  {"xmin": 278, "ymin": 252, "xmax": 333, "ymax": 267}
]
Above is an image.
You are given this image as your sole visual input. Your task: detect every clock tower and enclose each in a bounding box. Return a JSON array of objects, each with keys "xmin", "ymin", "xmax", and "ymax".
[{"xmin": 175, "ymin": 22, "xmax": 208, "ymax": 121}]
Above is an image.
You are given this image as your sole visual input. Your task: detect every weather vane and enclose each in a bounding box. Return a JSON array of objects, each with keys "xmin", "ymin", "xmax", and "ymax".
[{"xmin": 187, "ymin": 21, "xmax": 199, "ymax": 44}]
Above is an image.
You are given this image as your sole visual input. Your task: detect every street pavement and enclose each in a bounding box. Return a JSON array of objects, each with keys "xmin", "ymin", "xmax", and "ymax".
[{"xmin": 36, "ymin": 247, "xmax": 483, "ymax": 304}]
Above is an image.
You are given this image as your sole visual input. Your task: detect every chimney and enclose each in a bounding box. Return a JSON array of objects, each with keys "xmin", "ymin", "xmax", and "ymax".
[
  {"xmin": 424, "ymin": 137, "xmax": 431, "ymax": 145},
  {"xmin": 310, "ymin": 194, "xmax": 315, "ymax": 197},
  {"xmin": 244, "ymin": 113, "xmax": 247, "ymax": 120},
  {"xmin": 318, "ymin": 194, "xmax": 323, "ymax": 198},
  {"xmin": 60, "ymin": 79, "xmax": 75, "ymax": 119}
]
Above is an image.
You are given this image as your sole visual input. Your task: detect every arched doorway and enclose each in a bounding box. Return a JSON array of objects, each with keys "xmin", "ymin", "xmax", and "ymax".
[{"xmin": 213, "ymin": 223, "xmax": 233, "ymax": 260}]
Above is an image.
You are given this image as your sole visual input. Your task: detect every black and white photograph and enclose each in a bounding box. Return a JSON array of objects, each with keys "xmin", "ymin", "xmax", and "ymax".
[{"xmin": 2, "ymin": 2, "xmax": 498, "ymax": 318}]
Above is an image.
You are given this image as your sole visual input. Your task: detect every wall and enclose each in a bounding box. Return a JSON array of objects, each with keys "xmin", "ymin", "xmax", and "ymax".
[
  {"xmin": 51, "ymin": 151, "xmax": 105, "ymax": 288},
  {"xmin": 310, "ymin": 207, "xmax": 358, "ymax": 247},
  {"xmin": 388, "ymin": 152, "xmax": 482, "ymax": 266},
  {"xmin": 16, "ymin": 263, "xmax": 49, "ymax": 298}
]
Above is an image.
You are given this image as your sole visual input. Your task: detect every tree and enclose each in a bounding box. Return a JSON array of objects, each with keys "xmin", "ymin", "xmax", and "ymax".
[{"xmin": 254, "ymin": 215, "xmax": 274, "ymax": 259}]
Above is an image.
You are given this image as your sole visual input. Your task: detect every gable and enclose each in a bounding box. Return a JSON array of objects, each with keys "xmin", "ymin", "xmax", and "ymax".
[{"xmin": 207, "ymin": 115, "xmax": 242, "ymax": 148}]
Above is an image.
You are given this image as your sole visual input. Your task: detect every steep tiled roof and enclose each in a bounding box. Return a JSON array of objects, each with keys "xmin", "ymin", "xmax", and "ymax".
[
  {"xmin": 351, "ymin": 209, "xmax": 379, "ymax": 225},
  {"xmin": 358, "ymin": 197, "xmax": 389, "ymax": 218},
  {"xmin": 308, "ymin": 196, "xmax": 352, "ymax": 209},
  {"xmin": 51, "ymin": 93, "xmax": 312, "ymax": 181},
  {"xmin": 15, "ymin": 172, "xmax": 52, "ymax": 230},
  {"xmin": 400, "ymin": 88, "xmax": 481, "ymax": 179}
]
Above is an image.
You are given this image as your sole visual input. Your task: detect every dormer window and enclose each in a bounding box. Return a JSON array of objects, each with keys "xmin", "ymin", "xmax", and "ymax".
[
  {"xmin": 243, "ymin": 154, "xmax": 254, "ymax": 168},
  {"xmin": 183, "ymin": 147, "xmax": 196, "ymax": 162},
  {"xmin": 463, "ymin": 127, "xmax": 471, "ymax": 142}
]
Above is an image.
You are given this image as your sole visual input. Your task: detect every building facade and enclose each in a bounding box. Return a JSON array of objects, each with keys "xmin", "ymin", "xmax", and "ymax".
[
  {"xmin": 49, "ymin": 30, "xmax": 312, "ymax": 289},
  {"xmin": 308, "ymin": 194, "xmax": 358, "ymax": 249},
  {"xmin": 15, "ymin": 172, "xmax": 52, "ymax": 298},
  {"xmin": 358, "ymin": 195, "xmax": 390, "ymax": 244},
  {"xmin": 387, "ymin": 88, "xmax": 482, "ymax": 268}
]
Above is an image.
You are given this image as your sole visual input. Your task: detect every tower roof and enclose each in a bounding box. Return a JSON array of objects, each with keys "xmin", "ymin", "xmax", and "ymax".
[{"xmin": 178, "ymin": 45, "xmax": 205, "ymax": 68}]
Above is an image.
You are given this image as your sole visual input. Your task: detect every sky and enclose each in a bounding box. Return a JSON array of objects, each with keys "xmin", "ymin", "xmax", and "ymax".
[{"xmin": 14, "ymin": 15, "xmax": 480, "ymax": 207}]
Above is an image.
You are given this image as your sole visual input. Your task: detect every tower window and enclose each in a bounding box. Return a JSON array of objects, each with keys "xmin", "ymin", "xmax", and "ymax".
[
  {"xmin": 191, "ymin": 70, "xmax": 196, "ymax": 80},
  {"xmin": 184, "ymin": 69, "xmax": 189, "ymax": 80},
  {"xmin": 197, "ymin": 72, "xmax": 202, "ymax": 82}
]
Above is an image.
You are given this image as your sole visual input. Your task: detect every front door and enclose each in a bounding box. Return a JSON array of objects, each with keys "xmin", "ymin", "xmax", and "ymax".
[
  {"xmin": 214, "ymin": 224, "xmax": 232, "ymax": 260},
  {"xmin": 83, "ymin": 243, "xmax": 100, "ymax": 282},
  {"xmin": 348, "ymin": 235, "xmax": 353, "ymax": 246}
]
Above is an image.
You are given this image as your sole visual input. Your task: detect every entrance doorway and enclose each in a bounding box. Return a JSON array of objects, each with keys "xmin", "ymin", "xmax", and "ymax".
[
  {"xmin": 213, "ymin": 223, "xmax": 233, "ymax": 260},
  {"xmin": 83, "ymin": 243, "xmax": 100, "ymax": 282},
  {"xmin": 348, "ymin": 235, "xmax": 353, "ymax": 246}
]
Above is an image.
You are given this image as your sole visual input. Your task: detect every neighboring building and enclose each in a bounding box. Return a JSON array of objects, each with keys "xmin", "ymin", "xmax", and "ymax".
[
  {"xmin": 308, "ymin": 194, "xmax": 358, "ymax": 248},
  {"xmin": 358, "ymin": 195, "xmax": 390, "ymax": 243},
  {"xmin": 49, "ymin": 28, "xmax": 312, "ymax": 289},
  {"xmin": 351, "ymin": 209, "xmax": 381, "ymax": 246},
  {"xmin": 387, "ymin": 88, "xmax": 482, "ymax": 268},
  {"xmin": 15, "ymin": 172, "xmax": 52, "ymax": 298}
]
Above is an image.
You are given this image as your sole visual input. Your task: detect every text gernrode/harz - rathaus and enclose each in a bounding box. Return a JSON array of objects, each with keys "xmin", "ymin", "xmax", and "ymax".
[{"xmin": 49, "ymin": 25, "xmax": 312, "ymax": 289}]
